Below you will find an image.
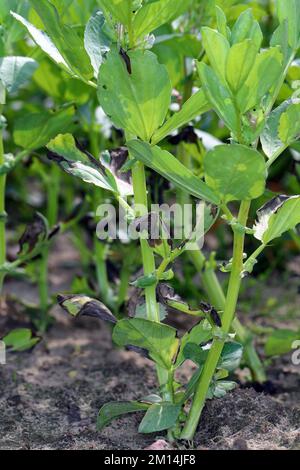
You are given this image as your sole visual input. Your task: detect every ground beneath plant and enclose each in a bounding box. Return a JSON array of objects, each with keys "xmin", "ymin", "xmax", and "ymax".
[{"xmin": 0, "ymin": 236, "xmax": 299, "ymax": 450}]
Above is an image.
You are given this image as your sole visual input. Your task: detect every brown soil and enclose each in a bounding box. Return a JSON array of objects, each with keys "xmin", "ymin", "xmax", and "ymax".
[{"xmin": 0, "ymin": 237, "xmax": 299, "ymax": 450}]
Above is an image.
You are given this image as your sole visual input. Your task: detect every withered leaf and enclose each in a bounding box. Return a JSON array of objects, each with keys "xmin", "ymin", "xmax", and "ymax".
[
  {"xmin": 19, "ymin": 213, "xmax": 48, "ymax": 255},
  {"xmin": 57, "ymin": 294, "xmax": 117, "ymax": 324}
]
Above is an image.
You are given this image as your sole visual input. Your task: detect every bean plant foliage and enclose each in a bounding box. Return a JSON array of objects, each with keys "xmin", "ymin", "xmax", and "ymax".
[{"xmin": 0, "ymin": 0, "xmax": 299, "ymax": 444}]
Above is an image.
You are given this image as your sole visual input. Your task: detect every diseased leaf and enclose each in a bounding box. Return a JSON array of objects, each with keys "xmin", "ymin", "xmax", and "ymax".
[
  {"xmin": 254, "ymin": 195, "xmax": 300, "ymax": 244},
  {"xmin": 260, "ymin": 98, "xmax": 300, "ymax": 158},
  {"xmin": 127, "ymin": 140, "xmax": 220, "ymax": 204},
  {"xmin": 84, "ymin": 11, "xmax": 111, "ymax": 78},
  {"xmin": 204, "ymin": 144, "xmax": 266, "ymax": 202},
  {"xmin": 47, "ymin": 134, "xmax": 132, "ymax": 196},
  {"xmin": 19, "ymin": 213, "xmax": 48, "ymax": 256},
  {"xmin": 97, "ymin": 401, "xmax": 149, "ymax": 431},
  {"xmin": 151, "ymin": 89, "xmax": 210, "ymax": 145},
  {"xmin": 98, "ymin": 47, "xmax": 171, "ymax": 142},
  {"xmin": 57, "ymin": 294, "xmax": 117, "ymax": 323},
  {"xmin": 278, "ymin": 102, "xmax": 300, "ymax": 144},
  {"xmin": 0, "ymin": 56, "xmax": 38, "ymax": 94},
  {"xmin": 138, "ymin": 402, "xmax": 181, "ymax": 434},
  {"xmin": 197, "ymin": 62, "xmax": 239, "ymax": 135},
  {"xmin": 112, "ymin": 318, "xmax": 179, "ymax": 369},
  {"xmin": 13, "ymin": 106, "xmax": 75, "ymax": 150}
]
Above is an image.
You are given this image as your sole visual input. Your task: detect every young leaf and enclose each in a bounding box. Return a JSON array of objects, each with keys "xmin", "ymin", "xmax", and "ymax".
[
  {"xmin": 277, "ymin": 0, "xmax": 300, "ymax": 50},
  {"xmin": 47, "ymin": 134, "xmax": 132, "ymax": 196},
  {"xmin": 57, "ymin": 294, "xmax": 117, "ymax": 323},
  {"xmin": 197, "ymin": 62, "xmax": 239, "ymax": 135},
  {"xmin": 28, "ymin": 0, "xmax": 93, "ymax": 80},
  {"xmin": 0, "ymin": 56, "xmax": 38, "ymax": 94},
  {"xmin": 97, "ymin": 401, "xmax": 149, "ymax": 431},
  {"xmin": 138, "ymin": 402, "xmax": 181, "ymax": 434},
  {"xmin": 127, "ymin": 140, "xmax": 220, "ymax": 204},
  {"xmin": 219, "ymin": 342, "xmax": 243, "ymax": 372},
  {"xmin": 216, "ymin": 6, "xmax": 229, "ymax": 40},
  {"xmin": 151, "ymin": 89, "xmax": 210, "ymax": 145},
  {"xmin": 3, "ymin": 328, "xmax": 40, "ymax": 352},
  {"xmin": 226, "ymin": 40, "xmax": 257, "ymax": 93},
  {"xmin": 260, "ymin": 98, "xmax": 298, "ymax": 159},
  {"xmin": 230, "ymin": 9, "xmax": 262, "ymax": 51},
  {"xmin": 98, "ymin": 0, "xmax": 134, "ymax": 27},
  {"xmin": 98, "ymin": 47, "xmax": 171, "ymax": 142},
  {"xmin": 236, "ymin": 47, "xmax": 283, "ymax": 113},
  {"xmin": 84, "ymin": 11, "xmax": 111, "ymax": 78},
  {"xmin": 132, "ymin": 0, "xmax": 192, "ymax": 42},
  {"xmin": 13, "ymin": 106, "xmax": 75, "ymax": 150},
  {"xmin": 265, "ymin": 329, "xmax": 300, "ymax": 357},
  {"xmin": 213, "ymin": 380, "xmax": 236, "ymax": 398},
  {"xmin": 112, "ymin": 318, "xmax": 179, "ymax": 369},
  {"xmin": 254, "ymin": 195, "xmax": 300, "ymax": 244},
  {"xmin": 175, "ymin": 319, "xmax": 212, "ymax": 367},
  {"xmin": 204, "ymin": 144, "xmax": 266, "ymax": 202},
  {"xmin": 201, "ymin": 27, "xmax": 230, "ymax": 81},
  {"xmin": 278, "ymin": 102, "xmax": 300, "ymax": 144}
]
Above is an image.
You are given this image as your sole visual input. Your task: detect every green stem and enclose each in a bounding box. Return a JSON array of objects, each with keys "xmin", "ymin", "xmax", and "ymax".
[
  {"xmin": 181, "ymin": 200, "xmax": 251, "ymax": 440},
  {"xmin": 0, "ymin": 103, "xmax": 6, "ymax": 295},
  {"xmin": 94, "ymin": 236, "xmax": 110, "ymax": 306},
  {"xmin": 189, "ymin": 250, "xmax": 266, "ymax": 383}
]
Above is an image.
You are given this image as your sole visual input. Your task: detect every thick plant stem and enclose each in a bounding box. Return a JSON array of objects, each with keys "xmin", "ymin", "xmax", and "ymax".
[
  {"xmin": 181, "ymin": 200, "xmax": 251, "ymax": 440},
  {"xmin": 0, "ymin": 104, "xmax": 6, "ymax": 295},
  {"xmin": 189, "ymin": 250, "xmax": 266, "ymax": 383}
]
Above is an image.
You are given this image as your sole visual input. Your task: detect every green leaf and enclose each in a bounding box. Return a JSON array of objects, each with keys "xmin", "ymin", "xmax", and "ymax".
[
  {"xmin": 231, "ymin": 9, "xmax": 262, "ymax": 50},
  {"xmin": 98, "ymin": 47, "xmax": 171, "ymax": 142},
  {"xmin": 11, "ymin": 12, "xmax": 71, "ymax": 73},
  {"xmin": 197, "ymin": 62, "xmax": 239, "ymax": 135},
  {"xmin": 254, "ymin": 195, "xmax": 300, "ymax": 244},
  {"xmin": 204, "ymin": 144, "xmax": 266, "ymax": 203},
  {"xmin": 182, "ymin": 342, "xmax": 209, "ymax": 367},
  {"xmin": 277, "ymin": 0, "xmax": 300, "ymax": 50},
  {"xmin": 226, "ymin": 40, "xmax": 257, "ymax": 93},
  {"xmin": 47, "ymin": 133, "xmax": 132, "ymax": 195},
  {"xmin": 219, "ymin": 342, "xmax": 243, "ymax": 371},
  {"xmin": 97, "ymin": 401, "xmax": 149, "ymax": 431},
  {"xmin": 260, "ymin": 98, "xmax": 297, "ymax": 159},
  {"xmin": 13, "ymin": 106, "xmax": 75, "ymax": 150},
  {"xmin": 132, "ymin": 0, "xmax": 192, "ymax": 42},
  {"xmin": 265, "ymin": 329, "xmax": 300, "ymax": 357},
  {"xmin": 138, "ymin": 402, "xmax": 181, "ymax": 434},
  {"xmin": 3, "ymin": 328, "xmax": 40, "ymax": 352},
  {"xmin": 0, "ymin": 56, "xmax": 38, "ymax": 94},
  {"xmin": 127, "ymin": 140, "xmax": 220, "ymax": 204},
  {"xmin": 213, "ymin": 380, "xmax": 236, "ymax": 398},
  {"xmin": 175, "ymin": 319, "xmax": 212, "ymax": 367},
  {"xmin": 278, "ymin": 102, "xmax": 300, "ymax": 144},
  {"xmin": 112, "ymin": 318, "xmax": 179, "ymax": 369},
  {"xmin": 131, "ymin": 273, "xmax": 157, "ymax": 288},
  {"xmin": 98, "ymin": 0, "xmax": 133, "ymax": 27},
  {"xmin": 29, "ymin": 0, "xmax": 93, "ymax": 79},
  {"xmin": 236, "ymin": 47, "xmax": 283, "ymax": 113},
  {"xmin": 201, "ymin": 27, "xmax": 230, "ymax": 81},
  {"xmin": 151, "ymin": 89, "xmax": 210, "ymax": 145},
  {"xmin": 84, "ymin": 11, "xmax": 111, "ymax": 78},
  {"xmin": 216, "ymin": 6, "xmax": 229, "ymax": 40}
]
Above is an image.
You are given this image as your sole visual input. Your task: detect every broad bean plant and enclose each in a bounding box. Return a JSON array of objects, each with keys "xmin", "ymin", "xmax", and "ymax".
[{"xmin": 5, "ymin": 0, "xmax": 300, "ymax": 442}]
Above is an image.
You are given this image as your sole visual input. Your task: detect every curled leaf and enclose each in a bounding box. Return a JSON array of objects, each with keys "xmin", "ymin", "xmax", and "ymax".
[
  {"xmin": 19, "ymin": 213, "xmax": 48, "ymax": 256},
  {"xmin": 57, "ymin": 294, "xmax": 117, "ymax": 324}
]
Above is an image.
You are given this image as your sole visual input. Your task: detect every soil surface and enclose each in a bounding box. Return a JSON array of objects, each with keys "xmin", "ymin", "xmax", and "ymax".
[{"xmin": 0, "ymin": 236, "xmax": 299, "ymax": 450}]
